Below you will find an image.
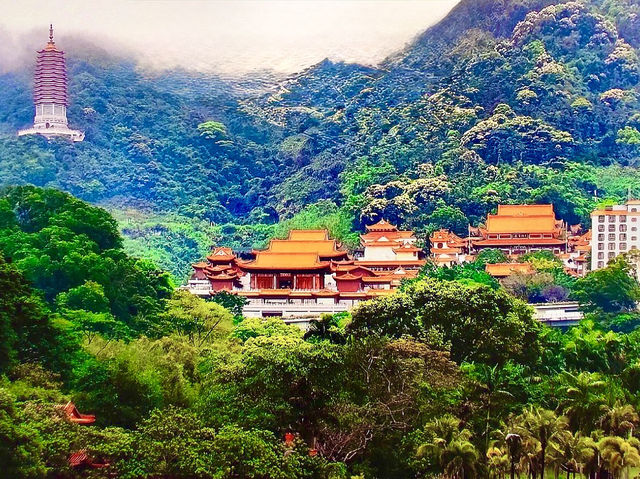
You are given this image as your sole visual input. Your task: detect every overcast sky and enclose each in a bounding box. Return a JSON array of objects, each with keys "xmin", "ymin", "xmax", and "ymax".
[{"xmin": 0, "ymin": 0, "xmax": 459, "ymax": 75}]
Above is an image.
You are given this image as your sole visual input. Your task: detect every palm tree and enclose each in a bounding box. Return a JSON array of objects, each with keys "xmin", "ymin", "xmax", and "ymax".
[
  {"xmin": 441, "ymin": 439, "xmax": 479, "ymax": 479},
  {"xmin": 487, "ymin": 446, "xmax": 510, "ymax": 479},
  {"xmin": 514, "ymin": 407, "xmax": 568, "ymax": 479},
  {"xmin": 492, "ymin": 425, "xmax": 524, "ymax": 479},
  {"xmin": 598, "ymin": 436, "xmax": 640, "ymax": 479},
  {"xmin": 558, "ymin": 371, "xmax": 606, "ymax": 434},
  {"xmin": 464, "ymin": 363, "xmax": 515, "ymax": 452},
  {"xmin": 548, "ymin": 430, "xmax": 596, "ymax": 479},
  {"xmin": 418, "ymin": 415, "xmax": 477, "ymax": 479},
  {"xmin": 600, "ymin": 404, "xmax": 639, "ymax": 438}
]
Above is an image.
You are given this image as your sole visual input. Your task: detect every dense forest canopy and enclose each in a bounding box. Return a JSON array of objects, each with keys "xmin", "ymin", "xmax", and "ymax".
[
  {"xmin": 1, "ymin": 187, "xmax": 640, "ymax": 478},
  {"xmin": 0, "ymin": 0, "xmax": 639, "ymax": 279}
]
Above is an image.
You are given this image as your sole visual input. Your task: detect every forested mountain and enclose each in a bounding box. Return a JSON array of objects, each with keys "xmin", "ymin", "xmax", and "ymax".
[{"xmin": 1, "ymin": 0, "xmax": 639, "ymax": 279}]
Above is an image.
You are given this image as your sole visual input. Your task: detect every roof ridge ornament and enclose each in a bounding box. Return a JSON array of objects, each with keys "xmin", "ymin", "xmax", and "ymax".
[{"xmin": 49, "ymin": 24, "xmax": 54, "ymax": 44}]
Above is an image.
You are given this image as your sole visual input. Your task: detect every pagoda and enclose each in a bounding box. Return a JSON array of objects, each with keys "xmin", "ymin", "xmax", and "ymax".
[{"xmin": 18, "ymin": 25, "xmax": 84, "ymax": 142}]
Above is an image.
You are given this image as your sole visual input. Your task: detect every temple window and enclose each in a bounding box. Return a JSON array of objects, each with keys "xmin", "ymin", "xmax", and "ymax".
[
  {"xmin": 296, "ymin": 275, "xmax": 314, "ymax": 290},
  {"xmin": 598, "ymin": 216, "xmax": 605, "ymax": 223},
  {"xmin": 256, "ymin": 275, "xmax": 275, "ymax": 289}
]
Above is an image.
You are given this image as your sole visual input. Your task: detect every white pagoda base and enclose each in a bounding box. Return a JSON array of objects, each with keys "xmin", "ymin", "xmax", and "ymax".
[{"xmin": 18, "ymin": 124, "xmax": 84, "ymax": 142}]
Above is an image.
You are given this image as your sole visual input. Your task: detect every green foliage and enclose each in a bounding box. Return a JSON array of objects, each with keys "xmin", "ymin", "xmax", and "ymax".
[
  {"xmin": 573, "ymin": 256, "xmax": 640, "ymax": 315},
  {"xmin": 160, "ymin": 290, "xmax": 233, "ymax": 345},
  {"xmin": 0, "ymin": 388, "xmax": 45, "ymax": 478},
  {"xmin": 475, "ymin": 249, "xmax": 509, "ymax": 266},
  {"xmin": 271, "ymin": 201, "xmax": 360, "ymax": 248},
  {"xmin": 0, "ymin": 186, "xmax": 173, "ymax": 336},
  {"xmin": 420, "ymin": 261, "xmax": 500, "ymax": 289},
  {"xmin": 350, "ymin": 277, "xmax": 541, "ymax": 365}
]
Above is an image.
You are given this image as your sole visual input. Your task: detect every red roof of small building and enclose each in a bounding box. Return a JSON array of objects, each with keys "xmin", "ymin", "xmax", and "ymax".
[{"xmin": 62, "ymin": 401, "xmax": 95, "ymax": 425}]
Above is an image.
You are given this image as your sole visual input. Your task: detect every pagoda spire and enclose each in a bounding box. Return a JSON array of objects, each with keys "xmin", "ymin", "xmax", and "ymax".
[{"xmin": 17, "ymin": 24, "xmax": 84, "ymax": 141}]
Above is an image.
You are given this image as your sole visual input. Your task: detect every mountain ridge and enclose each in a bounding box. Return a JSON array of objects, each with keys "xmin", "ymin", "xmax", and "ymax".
[{"xmin": 0, "ymin": 0, "xmax": 639, "ymax": 279}]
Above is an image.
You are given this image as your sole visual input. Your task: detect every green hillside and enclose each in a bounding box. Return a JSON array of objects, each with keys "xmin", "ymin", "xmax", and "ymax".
[{"xmin": 0, "ymin": 0, "xmax": 639, "ymax": 280}]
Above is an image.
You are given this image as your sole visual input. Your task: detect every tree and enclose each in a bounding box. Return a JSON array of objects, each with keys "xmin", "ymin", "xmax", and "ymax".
[
  {"xmin": 600, "ymin": 404, "xmax": 639, "ymax": 438},
  {"xmin": 0, "ymin": 388, "xmax": 45, "ymax": 478},
  {"xmin": 558, "ymin": 371, "xmax": 607, "ymax": 434},
  {"xmin": 486, "ymin": 446, "xmax": 509, "ymax": 479},
  {"xmin": 350, "ymin": 278, "xmax": 541, "ymax": 365},
  {"xmin": 548, "ymin": 431, "xmax": 596, "ymax": 479},
  {"xmin": 475, "ymin": 249, "xmax": 509, "ymax": 266},
  {"xmin": 514, "ymin": 407, "xmax": 568, "ymax": 479},
  {"xmin": 161, "ymin": 290, "xmax": 233, "ymax": 346},
  {"xmin": 463, "ymin": 363, "xmax": 516, "ymax": 452},
  {"xmin": 0, "ymin": 254, "xmax": 79, "ymax": 374},
  {"xmin": 418, "ymin": 415, "xmax": 478, "ymax": 479},
  {"xmin": 573, "ymin": 256, "xmax": 640, "ymax": 315},
  {"xmin": 598, "ymin": 436, "xmax": 640, "ymax": 479}
]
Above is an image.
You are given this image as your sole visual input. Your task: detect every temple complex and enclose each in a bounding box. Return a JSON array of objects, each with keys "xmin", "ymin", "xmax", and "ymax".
[
  {"xmin": 430, "ymin": 204, "xmax": 590, "ymax": 276},
  {"xmin": 187, "ymin": 222, "xmax": 425, "ymax": 319},
  {"xmin": 472, "ymin": 204, "xmax": 567, "ymax": 255},
  {"xmin": 18, "ymin": 25, "xmax": 84, "ymax": 142}
]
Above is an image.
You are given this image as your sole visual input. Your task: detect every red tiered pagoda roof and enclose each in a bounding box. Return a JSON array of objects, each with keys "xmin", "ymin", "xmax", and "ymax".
[{"xmin": 34, "ymin": 25, "xmax": 68, "ymax": 105}]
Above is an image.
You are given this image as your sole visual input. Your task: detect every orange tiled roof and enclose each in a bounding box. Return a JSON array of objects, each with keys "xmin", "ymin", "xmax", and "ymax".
[
  {"xmin": 486, "ymin": 214, "xmax": 557, "ymax": 234},
  {"xmin": 361, "ymin": 231, "xmax": 415, "ymax": 242},
  {"xmin": 239, "ymin": 252, "xmax": 330, "ymax": 271},
  {"xmin": 367, "ymin": 289, "xmax": 396, "ymax": 297},
  {"xmin": 356, "ymin": 260, "xmax": 426, "ymax": 267},
  {"xmin": 208, "ymin": 274, "xmax": 238, "ymax": 281},
  {"xmin": 435, "ymin": 257, "xmax": 457, "ymax": 263},
  {"xmin": 485, "ymin": 262, "xmax": 534, "ymax": 277},
  {"xmin": 263, "ymin": 239, "xmax": 347, "ymax": 257},
  {"xmin": 366, "ymin": 219, "xmax": 399, "ymax": 232},
  {"xmin": 474, "ymin": 238, "xmax": 565, "ymax": 246},
  {"xmin": 287, "ymin": 230, "xmax": 329, "ymax": 241},
  {"xmin": 334, "ymin": 273, "xmax": 363, "ymax": 281}
]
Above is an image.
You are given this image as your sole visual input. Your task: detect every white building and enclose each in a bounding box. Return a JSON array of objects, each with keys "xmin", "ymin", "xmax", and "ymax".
[{"xmin": 590, "ymin": 200, "xmax": 640, "ymax": 271}]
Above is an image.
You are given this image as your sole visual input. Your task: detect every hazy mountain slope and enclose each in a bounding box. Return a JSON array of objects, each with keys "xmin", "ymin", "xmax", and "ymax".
[{"xmin": 0, "ymin": 0, "xmax": 639, "ymax": 280}]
